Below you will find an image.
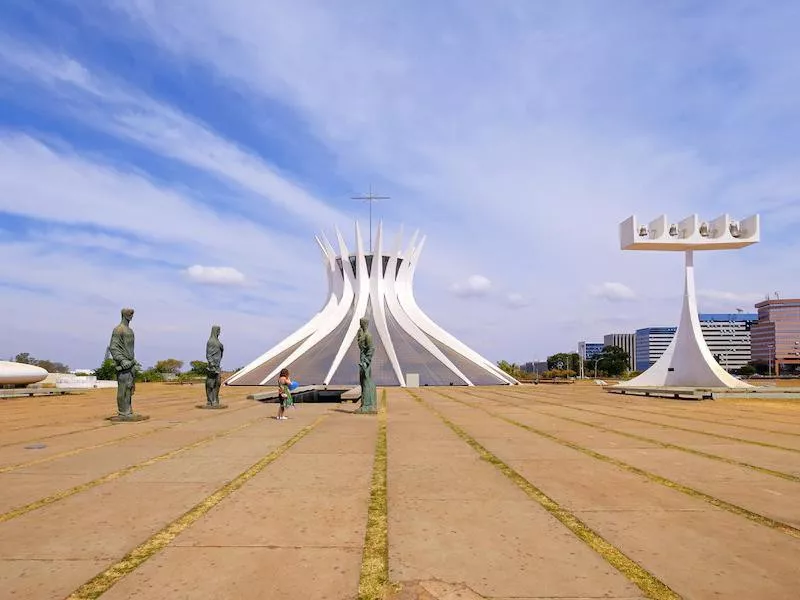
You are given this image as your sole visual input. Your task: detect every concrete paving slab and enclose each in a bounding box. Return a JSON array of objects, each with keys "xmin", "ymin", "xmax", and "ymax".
[
  {"xmin": 574, "ymin": 508, "xmax": 800, "ymax": 599},
  {"xmin": 0, "ymin": 422, "xmax": 166, "ymax": 468},
  {"xmin": 441, "ymin": 404, "xmax": 661, "ymax": 451},
  {"xmin": 574, "ymin": 408, "xmax": 800, "ymax": 450},
  {"xmin": 0, "ymin": 424, "xmax": 118, "ymax": 447},
  {"xmin": 11, "ymin": 443, "xmax": 180, "ymax": 477},
  {"xmin": 390, "ymin": 458, "xmax": 522, "ymax": 501},
  {"xmin": 242, "ymin": 453, "xmax": 374, "ymax": 491},
  {"xmin": 0, "ymin": 481, "xmax": 217, "ymax": 560},
  {"xmin": 0, "ymin": 558, "xmax": 110, "ymax": 600},
  {"xmin": 123, "ymin": 444, "xmax": 277, "ymax": 484},
  {"xmin": 505, "ymin": 458, "xmax": 706, "ymax": 512},
  {"xmin": 100, "ymin": 546, "xmax": 362, "ymax": 600},
  {"xmin": 505, "ymin": 407, "xmax": 800, "ymax": 473},
  {"xmin": 293, "ymin": 432, "xmax": 377, "ymax": 454},
  {"xmin": 685, "ymin": 443, "xmax": 800, "ymax": 476},
  {"xmin": 390, "ymin": 498, "xmax": 641, "ymax": 599},
  {"xmin": 175, "ymin": 488, "xmax": 368, "ymax": 548},
  {"xmin": 0, "ymin": 472, "xmax": 90, "ymax": 513},
  {"xmin": 602, "ymin": 447, "xmax": 800, "ymax": 526}
]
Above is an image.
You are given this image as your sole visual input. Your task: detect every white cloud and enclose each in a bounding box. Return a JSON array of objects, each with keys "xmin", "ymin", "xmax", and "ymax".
[
  {"xmin": 505, "ymin": 293, "xmax": 529, "ymax": 308},
  {"xmin": 0, "ymin": 38, "xmax": 346, "ymax": 230},
  {"xmin": 589, "ymin": 282, "xmax": 637, "ymax": 302},
  {"xmin": 698, "ymin": 290, "xmax": 765, "ymax": 309},
  {"xmin": 450, "ymin": 275, "xmax": 492, "ymax": 298},
  {"xmin": 185, "ymin": 265, "xmax": 246, "ymax": 286}
]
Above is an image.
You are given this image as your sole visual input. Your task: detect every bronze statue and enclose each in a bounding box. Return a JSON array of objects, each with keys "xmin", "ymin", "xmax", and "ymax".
[
  {"xmin": 356, "ymin": 317, "xmax": 377, "ymax": 413},
  {"xmin": 108, "ymin": 308, "xmax": 148, "ymax": 421},
  {"xmin": 204, "ymin": 325, "xmax": 226, "ymax": 408}
]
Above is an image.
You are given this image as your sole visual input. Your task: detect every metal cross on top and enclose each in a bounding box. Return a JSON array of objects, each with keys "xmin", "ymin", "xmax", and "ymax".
[{"xmin": 352, "ymin": 184, "xmax": 390, "ymax": 252}]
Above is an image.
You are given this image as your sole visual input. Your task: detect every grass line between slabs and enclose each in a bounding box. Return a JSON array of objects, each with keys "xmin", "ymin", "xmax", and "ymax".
[
  {"xmin": 493, "ymin": 389, "xmax": 800, "ymax": 455},
  {"xmin": 358, "ymin": 389, "xmax": 390, "ymax": 600},
  {"xmin": 65, "ymin": 415, "xmax": 327, "ymax": 600},
  {"xmin": 407, "ymin": 390, "xmax": 681, "ymax": 600},
  {"xmin": 439, "ymin": 390, "xmax": 800, "ymax": 541},
  {"xmin": 0, "ymin": 413, "xmax": 271, "ymax": 524},
  {"xmin": 466, "ymin": 390, "xmax": 800, "ymax": 484}
]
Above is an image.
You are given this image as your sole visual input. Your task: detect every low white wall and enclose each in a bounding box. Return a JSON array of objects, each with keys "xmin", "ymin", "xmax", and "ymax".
[{"xmin": 54, "ymin": 375, "xmax": 118, "ymax": 389}]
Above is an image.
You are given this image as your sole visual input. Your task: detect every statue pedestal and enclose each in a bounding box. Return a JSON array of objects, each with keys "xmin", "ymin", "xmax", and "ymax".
[
  {"xmin": 196, "ymin": 404, "xmax": 229, "ymax": 410},
  {"xmin": 107, "ymin": 414, "xmax": 150, "ymax": 423}
]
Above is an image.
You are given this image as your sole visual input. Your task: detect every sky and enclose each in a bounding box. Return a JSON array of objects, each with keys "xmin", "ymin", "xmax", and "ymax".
[{"xmin": 1, "ymin": 1, "xmax": 799, "ymax": 371}]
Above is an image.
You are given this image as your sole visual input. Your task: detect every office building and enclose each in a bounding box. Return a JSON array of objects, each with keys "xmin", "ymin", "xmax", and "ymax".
[
  {"xmin": 603, "ymin": 333, "xmax": 636, "ymax": 371},
  {"xmin": 577, "ymin": 342, "xmax": 604, "ymax": 360},
  {"xmin": 635, "ymin": 327, "xmax": 677, "ymax": 372},
  {"xmin": 635, "ymin": 315, "xmax": 756, "ymax": 373},
  {"xmin": 698, "ymin": 313, "xmax": 757, "ymax": 371},
  {"xmin": 751, "ymin": 299, "xmax": 800, "ymax": 374}
]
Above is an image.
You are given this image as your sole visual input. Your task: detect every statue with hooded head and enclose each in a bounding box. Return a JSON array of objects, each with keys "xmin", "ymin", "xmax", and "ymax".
[
  {"xmin": 356, "ymin": 317, "xmax": 377, "ymax": 413},
  {"xmin": 205, "ymin": 325, "xmax": 224, "ymax": 407}
]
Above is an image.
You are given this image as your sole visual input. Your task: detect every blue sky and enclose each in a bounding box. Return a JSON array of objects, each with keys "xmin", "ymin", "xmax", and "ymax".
[{"xmin": 1, "ymin": 1, "xmax": 798, "ymax": 370}]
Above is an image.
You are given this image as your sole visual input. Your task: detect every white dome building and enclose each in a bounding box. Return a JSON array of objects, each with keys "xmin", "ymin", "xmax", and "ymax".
[
  {"xmin": 226, "ymin": 223, "xmax": 516, "ymax": 387},
  {"xmin": 0, "ymin": 361, "xmax": 48, "ymax": 386}
]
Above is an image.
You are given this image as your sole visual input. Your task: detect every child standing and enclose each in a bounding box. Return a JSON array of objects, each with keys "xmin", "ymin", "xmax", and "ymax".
[{"xmin": 276, "ymin": 368, "xmax": 293, "ymax": 420}]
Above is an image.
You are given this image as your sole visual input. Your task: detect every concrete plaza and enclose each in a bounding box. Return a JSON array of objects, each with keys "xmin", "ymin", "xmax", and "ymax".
[{"xmin": 0, "ymin": 382, "xmax": 798, "ymax": 599}]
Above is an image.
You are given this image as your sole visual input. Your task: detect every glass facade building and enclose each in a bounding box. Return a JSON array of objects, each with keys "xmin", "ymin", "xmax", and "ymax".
[
  {"xmin": 635, "ymin": 327, "xmax": 677, "ymax": 372},
  {"xmin": 751, "ymin": 299, "xmax": 800, "ymax": 373},
  {"xmin": 634, "ymin": 314, "xmax": 757, "ymax": 372}
]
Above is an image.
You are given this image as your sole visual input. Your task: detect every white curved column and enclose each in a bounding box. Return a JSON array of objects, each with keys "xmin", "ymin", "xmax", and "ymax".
[
  {"xmin": 368, "ymin": 223, "xmax": 405, "ymax": 385},
  {"xmin": 397, "ymin": 237, "xmax": 517, "ymax": 384},
  {"xmin": 261, "ymin": 229, "xmax": 355, "ymax": 384},
  {"xmin": 324, "ymin": 222, "xmax": 372, "ymax": 383},
  {"xmin": 226, "ymin": 237, "xmax": 336, "ymax": 385},
  {"xmin": 384, "ymin": 241, "xmax": 472, "ymax": 385},
  {"xmin": 622, "ymin": 251, "xmax": 751, "ymax": 388}
]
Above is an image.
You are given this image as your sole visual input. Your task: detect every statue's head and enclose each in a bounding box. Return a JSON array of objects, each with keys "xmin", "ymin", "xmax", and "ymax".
[
  {"xmin": 211, "ymin": 325, "xmax": 221, "ymax": 338},
  {"xmin": 121, "ymin": 308, "xmax": 135, "ymax": 321},
  {"xmin": 359, "ymin": 317, "xmax": 369, "ymax": 331}
]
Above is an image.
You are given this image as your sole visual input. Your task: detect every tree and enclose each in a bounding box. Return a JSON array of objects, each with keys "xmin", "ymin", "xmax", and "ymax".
[
  {"xmin": 595, "ymin": 345, "xmax": 630, "ymax": 377},
  {"xmin": 34, "ymin": 359, "xmax": 70, "ymax": 373},
  {"xmin": 547, "ymin": 353, "xmax": 580, "ymax": 371},
  {"xmin": 189, "ymin": 360, "xmax": 209, "ymax": 376},
  {"xmin": 13, "ymin": 352, "xmax": 69, "ymax": 373},
  {"xmin": 154, "ymin": 359, "xmax": 184, "ymax": 375},
  {"xmin": 497, "ymin": 361, "xmax": 531, "ymax": 381},
  {"xmin": 739, "ymin": 364, "xmax": 756, "ymax": 377},
  {"xmin": 749, "ymin": 360, "xmax": 769, "ymax": 376},
  {"xmin": 136, "ymin": 368, "xmax": 165, "ymax": 383},
  {"xmin": 94, "ymin": 359, "xmax": 117, "ymax": 381}
]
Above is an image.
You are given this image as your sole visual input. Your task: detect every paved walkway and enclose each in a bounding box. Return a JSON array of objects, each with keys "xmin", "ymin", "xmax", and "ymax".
[{"xmin": 0, "ymin": 383, "xmax": 798, "ymax": 598}]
